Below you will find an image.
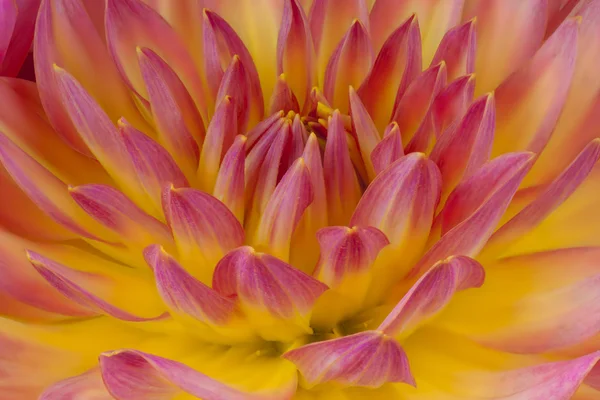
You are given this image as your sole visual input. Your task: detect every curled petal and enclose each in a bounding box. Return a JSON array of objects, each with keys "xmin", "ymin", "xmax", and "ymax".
[
  {"xmin": 213, "ymin": 246, "xmax": 328, "ymax": 341},
  {"xmin": 283, "ymin": 331, "xmax": 414, "ymax": 389},
  {"xmin": 197, "ymin": 96, "xmax": 238, "ymax": 192},
  {"xmin": 0, "ymin": 0, "xmax": 39, "ymax": 77},
  {"xmin": 70, "ymin": 184, "xmax": 173, "ymax": 249},
  {"xmin": 27, "ymin": 251, "xmax": 167, "ymax": 322},
  {"xmin": 162, "ymin": 187, "xmax": 244, "ymax": 283},
  {"xmin": 430, "ymin": 19, "xmax": 476, "ymax": 81},
  {"xmin": 100, "ymin": 349, "xmax": 295, "ymax": 400},
  {"xmin": 315, "ymin": 226, "xmax": 389, "ymax": 287},
  {"xmin": 324, "ymin": 19, "xmax": 373, "ymax": 111},
  {"xmin": 213, "ymin": 135, "xmax": 247, "ymax": 223},
  {"xmin": 493, "ymin": 17, "xmax": 578, "ymax": 156},
  {"xmin": 379, "ymin": 256, "xmax": 484, "ymax": 340},
  {"xmin": 105, "ymin": 0, "xmax": 206, "ymax": 117},
  {"xmin": 138, "ymin": 47, "xmax": 203, "ymax": 176},
  {"xmin": 324, "ymin": 110, "xmax": 362, "ymax": 226},
  {"xmin": 413, "ymin": 152, "xmax": 534, "ymax": 277},
  {"xmin": 253, "ymin": 157, "xmax": 314, "ymax": 262},
  {"xmin": 430, "ymin": 93, "xmax": 495, "ymax": 197},
  {"xmin": 371, "ymin": 122, "xmax": 404, "ymax": 175},
  {"xmin": 357, "ymin": 15, "xmax": 421, "ymax": 130},
  {"xmin": 277, "ymin": 0, "xmax": 316, "ymax": 109}
]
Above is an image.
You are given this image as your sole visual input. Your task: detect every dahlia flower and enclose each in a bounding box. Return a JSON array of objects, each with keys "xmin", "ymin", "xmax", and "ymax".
[{"xmin": 1, "ymin": 0, "xmax": 600, "ymax": 398}]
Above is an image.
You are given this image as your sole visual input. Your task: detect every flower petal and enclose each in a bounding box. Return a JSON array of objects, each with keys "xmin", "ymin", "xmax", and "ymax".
[
  {"xmin": 412, "ymin": 152, "xmax": 534, "ymax": 277},
  {"xmin": 324, "ymin": 110, "xmax": 362, "ymax": 226},
  {"xmin": 430, "ymin": 20, "xmax": 476, "ymax": 81},
  {"xmin": 283, "ymin": 331, "xmax": 414, "ymax": 389},
  {"xmin": 268, "ymin": 73, "xmax": 300, "ymax": 115},
  {"xmin": 138, "ymin": 47, "xmax": 203, "ymax": 176},
  {"xmin": 430, "ymin": 74, "xmax": 475, "ymax": 137},
  {"xmin": 39, "ymin": 368, "xmax": 113, "ymax": 400},
  {"xmin": 70, "ymin": 184, "xmax": 173, "ymax": 249},
  {"xmin": 27, "ymin": 250, "xmax": 167, "ymax": 322},
  {"xmin": 349, "ymin": 86, "xmax": 381, "ymax": 180},
  {"xmin": 371, "ymin": 122, "xmax": 404, "ymax": 176},
  {"xmin": 357, "ymin": 15, "xmax": 421, "ymax": 130},
  {"xmin": 162, "ymin": 186, "xmax": 244, "ymax": 283},
  {"xmin": 492, "ymin": 17, "xmax": 578, "ymax": 156},
  {"xmin": 213, "ymin": 135, "xmax": 247, "ymax": 223},
  {"xmin": 277, "ymin": 0, "xmax": 315, "ymax": 109},
  {"xmin": 351, "ymin": 153, "xmax": 441, "ymax": 289},
  {"xmin": 105, "ymin": 0, "xmax": 206, "ymax": 118},
  {"xmin": 213, "ymin": 246, "xmax": 327, "ymax": 341},
  {"xmin": 324, "ymin": 19, "xmax": 373, "ymax": 112},
  {"xmin": 309, "ymin": 0, "xmax": 369, "ymax": 82},
  {"xmin": 195, "ymin": 97, "xmax": 238, "ymax": 193},
  {"xmin": 379, "ymin": 256, "xmax": 484, "ymax": 340},
  {"xmin": 430, "ymin": 93, "xmax": 495, "ymax": 198},
  {"xmin": 100, "ymin": 349, "xmax": 297, "ymax": 400},
  {"xmin": 464, "ymin": 0, "xmax": 548, "ymax": 94},
  {"xmin": 253, "ymin": 157, "xmax": 314, "ymax": 262}
]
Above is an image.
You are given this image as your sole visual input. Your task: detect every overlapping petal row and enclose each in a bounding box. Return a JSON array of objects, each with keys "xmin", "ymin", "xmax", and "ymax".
[{"xmin": 1, "ymin": 0, "xmax": 600, "ymax": 399}]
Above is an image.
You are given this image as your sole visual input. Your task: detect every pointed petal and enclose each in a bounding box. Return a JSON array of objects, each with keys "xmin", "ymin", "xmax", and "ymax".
[
  {"xmin": 213, "ymin": 135, "xmax": 247, "ymax": 223},
  {"xmin": 486, "ymin": 139, "xmax": 600, "ymax": 255},
  {"xmin": 27, "ymin": 251, "xmax": 166, "ymax": 322},
  {"xmin": 370, "ymin": 0, "xmax": 463, "ymax": 64},
  {"xmin": 162, "ymin": 187, "xmax": 244, "ymax": 284},
  {"xmin": 105, "ymin": 0, "xmax": 206, "ymax": 117},
  {"xmin": 277, "ymin": 0, "xmax": 316, "ymax": 109},
  {"xmin": 284, "ymin": 331, "xmax": 414, "ymax": 389},
  {"xmin": 34, "ymin": 0, "xmax": 144, "ymax": 155},
  {"xmin": 357, "ymin": 15, "xmax": 421, "ymax": 130},
  {"xmin": 253, "ymin": 158, "xmax": 314, "ymax": 262},
  {"xmin": 324, "ymin": 110, "xmax": 362, "ymax": 226},
  {"xmin": 39, "ymin": 368, "xmax": 112, "ymax": 400},
  {"xmin": 119, "ymin": 119, "xmax": 189, "ymax": 213},
  {"xmin": 492, "ymin": 18, "xmax": 578, "ymax": 156},
  {"xmin": 371, "ymin": 123, "xmax": 404, "ymax": 175},
  {"xmin": 464, "ymin": 0, "xmax": 548, "ymax": 94},
  {"xmin": 138, "ymin": 47, "xmax": 203, "ymax": 176},
  {"xmin": 197, "ymin": 96, "xmax": 237, "ymax": 192},
  {"xmin": 100, "ymin": 349, "xmax": 296, "ymax": 400},
  {"xmin": 412, "ymin": 152, "xmax": 534, "ymax": 277},
  {"xmin": 215, "ymin": 55, "xmax": 252, "ymax": 132},
  {"xmin": 430, "ymin": 93, "xmax": 495, "ymax": 197},
  {"xmin": 430, "ymin": 74, "xmax": 475, "ymax": 137},
  {"xmin": 379, "ymin": 256, "xmax": 484, "ymax": 340},
  {"xmin": 349, "ymin": 86, "xmax": 381, "ymax": 180},
  {"xmin": 309, "ymin": 0, "xmax": 369, "ymax": 81},
  {"xmin": 269, "ymin": 73, "xmax": 301, "ymax": 115},
  {"xmin": 213, "ymin": 246, "xmax": 328, "ymax": 341},
  {"xmin": 70, "ymin": 184, "xmax": 173, "ymax": 249},
  {"xmin": 202, "ymin": 9, "xmax": 264, "ymax": 126},
  {"xmin": 289, "ymin": 133, "xmax": 328, "ymax": 274},
  {"xmin": 324, "ymin": 19, "xmax": 373, "ymax": 112},
  {"xmin": 391, "ymin": 62, "xmax": 447, "ymax": 146},
  {"xmin": 0, "ymin": 132, "xmax": 115, "ymax": 241},
  {"xmin": 430, "ymin": 20, "xmax": 476, "ymax": 81}
]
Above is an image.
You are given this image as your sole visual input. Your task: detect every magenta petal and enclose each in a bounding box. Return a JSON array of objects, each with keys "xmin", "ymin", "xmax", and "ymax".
[
  {"xmin": 379, "ymin": 256, "xmax": 484, "ymax": 338},
  {"xmin": 100, "ymin": 350, "xmax": 289, "ymax": 400},
  {"xmin": 283, "ymin": 331, "xmax": 415, "ymax": 389},
  {"xmin": 371, "ymin": 122, "xmax": 404, "ymax": 175},
  {"xmin": 27, "ymin": 251, "xmax": 167, "ymax": 322}
]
